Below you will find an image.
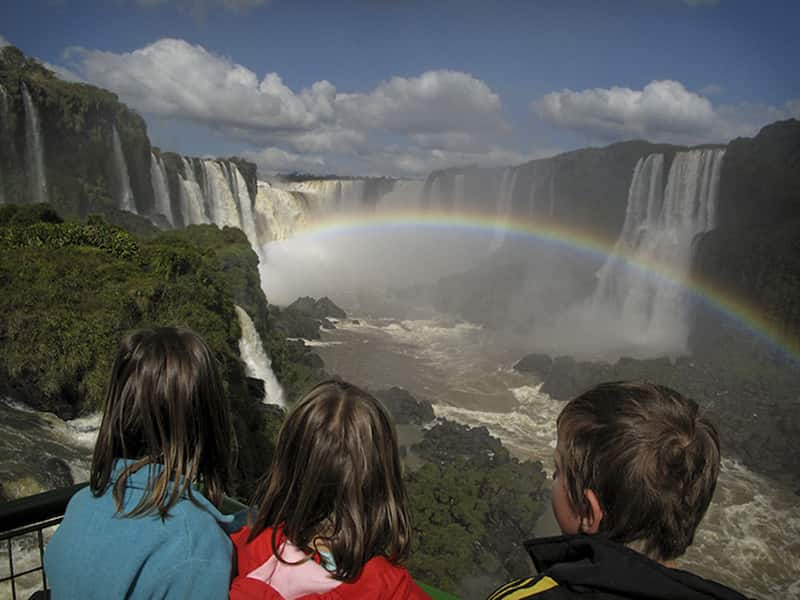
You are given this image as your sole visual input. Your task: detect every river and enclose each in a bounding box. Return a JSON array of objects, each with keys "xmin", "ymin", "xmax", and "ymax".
[{"xmin": 314, "ymin": 316, "xmax": 800, "ymax": 600}]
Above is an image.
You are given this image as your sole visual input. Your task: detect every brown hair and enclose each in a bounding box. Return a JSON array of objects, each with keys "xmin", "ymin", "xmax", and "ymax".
[
  {"xmin": 248, "ymin": 379, "xmax": 410, "ymax": 581},
  {"xmin": 556, "ymin": 381, "xmax": 720, "ymax": 561},
  {"xmin": 90, "ymin": 327, "xmax": 234, "ymax": 518}
]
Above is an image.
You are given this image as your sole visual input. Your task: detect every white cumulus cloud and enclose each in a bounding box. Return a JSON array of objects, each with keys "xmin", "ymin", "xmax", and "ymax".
[
  {"xmin": 65, "ymin": 38, "xmax": 336, "ymax": 134},
  {"xmin": 535, "ymin": 80, "xmax": 799, "ymax": 145},
  {"xmin": 337, "ymin": 70, "xmax": 505, "ymax": 135},
  {"xmin": 63, "ymin": 38, "xmax": 514, "ymax": 175}
]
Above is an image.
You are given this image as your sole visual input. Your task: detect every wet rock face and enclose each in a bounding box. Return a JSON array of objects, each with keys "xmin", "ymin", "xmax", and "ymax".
[
  {"xmin": 287, "ymin": 296, "xmax": 347, "ymax": 320},
  {"xmin": 272, "ymin": 296, "xmax": 348, "ymax": 341},
  {"xmin": 415, "ymin": 420, "xmax": 506, "ymax": 467},
  {"xmin": 374, "ymin": 386, "xmax": 435, "ymax": 425}
]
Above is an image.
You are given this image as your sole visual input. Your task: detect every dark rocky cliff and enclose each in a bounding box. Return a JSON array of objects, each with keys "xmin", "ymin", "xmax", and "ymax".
[
  {"xmin": 412, "ymin": 141, "xmax": 685, "ymax": 327},
  {"xmin": 691, "ymin": 120, "xmax": 800, "ymax": 357},
  {"xmin": 0, "ymin": 46, "xmax": 155, "ymax": 220},
  {"xmin": 0, "ymin": 46, "xmax": 260, "ymax": 233}
]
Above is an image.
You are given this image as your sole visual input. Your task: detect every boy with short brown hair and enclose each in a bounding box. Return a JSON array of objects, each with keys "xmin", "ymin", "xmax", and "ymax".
[{"xmin": 489, "ymin": 381, "xmax": 751, "ymax": 600}]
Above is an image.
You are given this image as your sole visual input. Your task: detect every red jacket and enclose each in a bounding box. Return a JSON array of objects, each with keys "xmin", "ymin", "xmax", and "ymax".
[{"xmin": 229, "ymin": 526, "xmax": 430, "ymax": 600}]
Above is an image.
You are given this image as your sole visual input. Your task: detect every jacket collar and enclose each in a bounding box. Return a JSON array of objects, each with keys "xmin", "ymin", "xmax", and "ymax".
[
  {"xmin": 111, "ymin": 458, "xmax": 236, "ymax": 528},
  {"xmin": 524, "ymin": 535, "xmax": 751, "ymax": 600}
]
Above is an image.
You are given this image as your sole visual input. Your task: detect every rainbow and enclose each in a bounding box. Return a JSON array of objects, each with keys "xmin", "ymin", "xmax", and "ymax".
[{"xmin": 292, "ymin": 209, "xmax": 800, "ymax": 360}]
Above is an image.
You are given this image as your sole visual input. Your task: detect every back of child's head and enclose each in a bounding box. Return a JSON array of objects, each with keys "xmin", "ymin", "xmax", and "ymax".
[
  {"xmin": 556, "ymin": 381, "xmax": 720, "ymax": 562},
  {"xmin": 91, "ymin": 327, "xmax": 234, "ymax": 517},
  {"xmin": 249, "ymin": 378, "xmax": 410, "ymax": 581}
]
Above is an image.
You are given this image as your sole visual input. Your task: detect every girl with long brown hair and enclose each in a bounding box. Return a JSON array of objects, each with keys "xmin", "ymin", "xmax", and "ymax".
[
  {"xmin": 45, "ymin": 327, "xmax": 237, "ymax": 599},
  {"xmin": 230, "ymin": 379, "xmax": 429, "ymax": 599}
]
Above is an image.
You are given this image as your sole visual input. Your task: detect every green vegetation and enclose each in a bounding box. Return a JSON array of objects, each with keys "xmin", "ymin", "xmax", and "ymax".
[
  {"xmin": 405, "ymin": 447, "xmax": 546, "ymax": 596},
  {"xmin": 0, "ymin": 204, "xmax": 304, "ymax": 497},
  {"xmin": 0, "ymin": 204, "xmax": 549, "ymax": 593}
]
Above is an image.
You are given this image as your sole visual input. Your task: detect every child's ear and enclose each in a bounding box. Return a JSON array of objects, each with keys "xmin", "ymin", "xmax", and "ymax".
[{"xmin": 579, "ymin": 489, "xmax": 604, "ymax": 534}]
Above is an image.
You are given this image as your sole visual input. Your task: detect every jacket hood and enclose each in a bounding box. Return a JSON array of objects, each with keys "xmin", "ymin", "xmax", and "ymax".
[{"xmin": 525, "ymin": 535, "xmax": 752, "ymax": 600}]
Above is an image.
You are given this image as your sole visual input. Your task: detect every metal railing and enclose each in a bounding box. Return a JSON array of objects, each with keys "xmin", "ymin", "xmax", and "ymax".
[
  {"xmin": 0, "ymin": 486, "xmax": 460, "ymax": 600},
  {"xmin": 0, "ymin": 484, "xmax": 87, "ymax": 600}
]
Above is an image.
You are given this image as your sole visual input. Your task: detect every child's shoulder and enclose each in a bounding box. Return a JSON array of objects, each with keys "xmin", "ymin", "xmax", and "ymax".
[
  {"xmin": 231, "ymin": 525, "xmax": 282, "ymax": 576},
  {"xmin": 330, "ymin": 556, "xmax": 430, "ymax": 600}
]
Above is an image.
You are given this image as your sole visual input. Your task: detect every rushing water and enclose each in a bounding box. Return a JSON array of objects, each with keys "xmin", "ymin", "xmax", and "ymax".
[
  {"xmin": 150, "ymin": 152, "xmax": 173, "ymax": 225},
  {"xmin": 21, "ymin": 84, "xmax": 48, "ymax": 205},
  {"xmin": 591, "ymin": 149, "xmax": 725, "ymax": 354},
  {"xmin": 235, "ymin": 305, "xmax": 285, "ymax": 407},
  {"xmin": 0, "ymin": 400, "xmax": 100, "ymax": 600},
  {"xmin": 313, "ymin": 315, "xmax": 800, "ymax": 600},
  {"xmin": 111, "ymin": 124, "xmax": 135, "ymax": 213}
]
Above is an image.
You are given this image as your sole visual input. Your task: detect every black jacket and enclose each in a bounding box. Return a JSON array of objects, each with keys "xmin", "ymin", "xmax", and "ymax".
[{"xmin": 488, "ymin": 535, "xmax": 753, "ymax": 600}]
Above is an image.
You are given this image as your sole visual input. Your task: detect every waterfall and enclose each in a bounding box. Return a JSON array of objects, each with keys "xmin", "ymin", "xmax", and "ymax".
[
  {"xmin": 0, "ymin": 84, "xmax": 7, "ymax": 203},
  {"xmin": 490, "ymin": 168, "xmax": 517, "ymax": 251},
  {"xmin": 253, "ymin": 181, "xmax": 310, "ymax": 243},
  {"xmin": 228, "ymin": 164, "xmax": 264, "ymax": 263},
  {"xmin": 149, "ymin": 152, "xmax": 173, "ymax": 225},
  {"xmin": 377, "ymin": 180, "xmax": 426, "ymax": 212},
  {"xmin": 592, "ymin": 149, "xmax": 725, "ymax": 351},
  {"xmin": 285, "ymin": 180, "xmax": 342, "ymax": 213},
  {"xmin": 201, "ymin": 160, "xmax": 241, "ymax": 229},
  {"xmin": 111, "ymin": 125, "xmax": 135, "ymax": 213},
  {"xmin": 21, "ymin": 84, "xmax": 48, "ymax": 205},
  {"xmin": 0, "ymin": 84, "xmax": 8, "ymax": 134},
  {"xmin": 528, "ymin": 163, "xmax": 537, "ymax": 217},
  {"xmin": 234, "ymin": 305, "xmax": 286, "ymax": 407},
  {"xmin": 178, "ymin": 157, "xmax": 209, "ymax": 225},
  {"xmin": 452, "ymin": 174, "xmax": 467, "ymax": 212}
]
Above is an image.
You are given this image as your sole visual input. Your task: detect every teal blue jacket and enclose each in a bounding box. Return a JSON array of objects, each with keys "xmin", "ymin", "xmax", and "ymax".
[{"xmin": 44, "ymin": 459, "xmax": 236, "ymax": 600}]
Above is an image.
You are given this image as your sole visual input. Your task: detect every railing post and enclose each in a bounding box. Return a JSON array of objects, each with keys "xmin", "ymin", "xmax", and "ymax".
[
  {"xmin": 7, "ymin": 537, "xmax": 16, "ymax": 600},
  {"xmin": 38, "ymin": 528, "xmax": 48, "ymax": 590}
]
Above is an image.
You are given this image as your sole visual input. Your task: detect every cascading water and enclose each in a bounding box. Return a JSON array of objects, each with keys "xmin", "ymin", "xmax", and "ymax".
[
  {"xmin": 21, "ymin": 83, "xmax": 48, "ymax": 205},
  {"xmin": 111, "ymin": 125, "xmax": 135, "ymax": 213},
  {"xmin": 0, "ymin": 84, "xmax": 8, "ymax": 203},
  {"xmin": 378, "ymin": 179, "xmax": 426, "ymax": 212},
  {"xmin": 234, "ymin": 305, "xmax": 285, "ymax": 407},
  {"xmin": 452, "ymin": 174, "xmax": 467, "ymax": 212},
  {"xmin": 592, "ymin": 149, "xmax": 725, "ymax": 352},
  {"xmin": 149, "ymin": 152, "xmax": 173, "ymax": 226},
  {"xmin": 226, "ymin": 163, "xmax": 264, "ymax": 263},
  {"xmin": 178, "ymin": 157, "xmax": 209, "ymax": 225},
  {"xmin": 201, "ymin": 160, "xmax": 242, "ymax": 229},
  {"xmin": 490, "ymin": 168, "xmax": 517, "ymax": 251},
  {"xmin": 285, "ymin": 180, "xmax": 344, "ymax": 214},
  {"xmin": 252, "ymin": 181, "xmax": 310, "ymax": 243}
]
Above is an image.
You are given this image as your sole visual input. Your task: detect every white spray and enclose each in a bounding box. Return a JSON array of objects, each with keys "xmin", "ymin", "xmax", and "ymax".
[{"xmin": 235, "ymin": 305, "xmax": 286, "ymax": 407}]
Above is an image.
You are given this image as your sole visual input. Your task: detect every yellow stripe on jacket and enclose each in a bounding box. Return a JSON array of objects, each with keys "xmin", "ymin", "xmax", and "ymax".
[{"xmin": 488, "ymin": 575, "xmax": 559, "ymax": 599}]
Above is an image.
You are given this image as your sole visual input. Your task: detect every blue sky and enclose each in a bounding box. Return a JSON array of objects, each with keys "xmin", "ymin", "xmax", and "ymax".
[{"xmin": 2, "ymin": 0, "xmax": 799, "ymax": 176}]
